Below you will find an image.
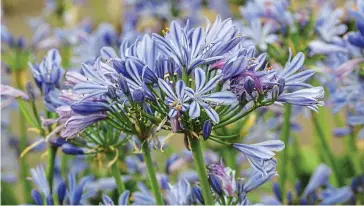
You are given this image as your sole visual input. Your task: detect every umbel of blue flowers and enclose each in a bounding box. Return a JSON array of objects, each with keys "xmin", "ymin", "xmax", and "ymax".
[{"xmin": 55, "ymin": 15, "xmax": 324, "ymax": 204}]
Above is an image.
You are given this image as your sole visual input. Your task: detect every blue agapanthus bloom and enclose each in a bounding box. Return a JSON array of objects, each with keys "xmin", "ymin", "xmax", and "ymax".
[
  {"xmin": 29, "ymin": 49, "xmax": 64, "ymax": 96},
  {"xmin": 29, "ymin": 165, "xmax": 95, "ymax": 205}
]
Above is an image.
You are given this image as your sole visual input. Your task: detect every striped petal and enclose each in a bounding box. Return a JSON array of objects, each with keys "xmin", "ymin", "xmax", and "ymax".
[
  {"xmin": 194, "ymin": 68, "xmax": 206, "ymax": 92},
  {"xmin": 158, "ymin": 79, "xmax": 177, "ymax": 100},
  {"xmin": 189, "ymin": 101, "xmax": 200, "ymax": 119},
  {"xmin": 201, "ymin": 91, "xmax": 237, "ymax": 105}
]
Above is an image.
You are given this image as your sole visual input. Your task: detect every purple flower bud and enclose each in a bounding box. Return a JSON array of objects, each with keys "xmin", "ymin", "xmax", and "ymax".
[
  {"xmin": 46, "ymin": 195, "xmax": 54, "ymax": 205},
  {"xmin": 118, "ymin": 75, "xmax": 130, "ymax": 95},
  {"xmin": 239, "ymin": 91, "xmax": 247, "ymax": 105},
  {"xmin": 244, "ymin": 76, "xmax": 255, "ymax": 95},
  {"xmin": 273, "ymin": 182, "xmax": 282, "ymax": 202},
  {"xmin": 295, "ymin": 181, "xmax": 302, "ymax": 196},
  {"xmin": 108, "ymin": 85, "xmax": 117, "ymax": 99},
  {"xmin": 278, "ymin": 78, "xmax": 285, "ymax": 94},
  {"xmin": 16, "ymin": 36, "xmax": 26, "ymax": 49},
  {"xmin": 62, "ymin": 143, "xmax": 84, "ymax": 155},
  {"xmin": 57, "ymin": 181, "xmax": 67, "ymax": 205},
  {"xmin": 191, "ymin": 185, "xmax": 204, "ymax": 204},
  {"xmin": 49, "ymin": 137, "xmax": 67, "ymax": 147},
  {"xmin": 209, "ymin": 174, "xmax": 223, "ymax": 196},
  {"xmin": 132, "ymin": 89, "xmax": 145, "ymax": 103},
  {"xmin": 31, "ymin": 189, "xmax": 43, "ymax": 205},
  {"xmin": 202, "ymin": 120, "xmax": 212, "ymax": 141},
  {"xmin": 71, "ymin": 101, "xmax": 110, "ymax": 115}
]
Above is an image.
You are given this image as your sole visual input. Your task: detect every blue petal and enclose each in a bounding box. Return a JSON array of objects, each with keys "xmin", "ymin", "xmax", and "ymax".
[
  {"xmin": 175, "ymin": 80, "xmax": 186, "ymax": 100},
  {"xmin": 189, "ymin": 101, "xmax": 200, "ymax": 119},
  {"xmin": 320, "ymin": 186, "xmax": 353, "ymax": 205},
  {"xmin": 204, "ymin": 106, "xmax": 220, "ymax": 123},
  {"xmin": 198, "ymin": 74, "xmax": 222, "ymax": 94},
  {"xmin": 118, "ymin": 190, "xmax": 130, "ymax": 206},
  {"xmin": 158, "ymin": 79, "xmax": 177, "ymax": 100},
  {"xmin": 102, "ymin": 194, "xmax": 114, "ymax": 205},
  {"xmin": 194, "ymin": 68, "xmax": 206, "ymax": 92},
  {"xmin": 101, "ymin": 46, "xmax": 117, "ymax": 59},
  {"xmin": 282, "ymin": 52, "xmax": 305, "ymax": 78},
  {"xmin": 301, "ymin": 164, "xmax": 331, "ymax": 198},
  {"xmin": 201, "ymin": 91, "xmax": 237, "ymax": 105}
]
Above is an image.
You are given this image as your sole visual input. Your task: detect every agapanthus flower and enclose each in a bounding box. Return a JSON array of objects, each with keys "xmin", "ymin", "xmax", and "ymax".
[
  {"xmin": 185, "ymin": 68, "xmax": 238, "ymax": 123},
  {"xmin": 29, "ymin": 49, "xmax": 64, "ymax": 96},
  {"xmin": 239, "ymin": 19, "xmax": 278, "ymax": 51},
  {"xmin": 233, "ymin": 140, "xmax": 284, "ymax": 175}
]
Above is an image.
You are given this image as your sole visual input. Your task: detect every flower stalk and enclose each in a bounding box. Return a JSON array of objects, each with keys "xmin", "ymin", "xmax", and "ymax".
[
  {"xmin": 189, "ymin": 135, "xmax": 214, "ymax": 205},
  {"xmin": 108, "ymin": 153, "xmax": 126, "ymax": 195},
  {"xmin": 46, "ymin": 145, "xmax": 58, "ymax": 193},
  {"xmin": 13, "ymin": 71, "xmax": 32, "ymax": 203},
  {"xmin": 142, "ymin": 142, "xmax": 164, "ymax": 205},
  {"xmin": 311, "ymin": 112, "xmax": 343, "ymax": 186},
  {"xmin": 278, "ymin": 104, "xmax": 292, "ymax": 204}
]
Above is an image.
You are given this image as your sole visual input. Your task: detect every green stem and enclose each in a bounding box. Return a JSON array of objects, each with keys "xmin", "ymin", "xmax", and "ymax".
[
  {"xmin": 109, "ymin": 155, "xmax": 126, "ymax": 195},
  {"xmin": 278, "ymin": 104, "xmax": 292, "ymax": 204},
  {"xmin": 14, "ymin": 72, "xmax": 32, "ymax": 203},
  {"xmin": 346, "ymin": 130, "xmax": 363, "ymax": 175},
  {"xmin": 61, "ymin": 154, "xmax": 68, "ymax": 178},
  {"xmin": 189, "ymin": 136, "xmax": 214, "ymax": 205},
  {"xmin": 312, "ymin": 112, "xmax": 343, "ymax": 186},
  {"xmin": 142, "ymin": 143, "xmax": 164, "ymax": 205},
  {"xmin": 46, "ymin": 145, "xmax": 58, "ymax": 193},
  {"xmin": 222, "ymin": 148, "xmax": 236, "ymax": 170}
]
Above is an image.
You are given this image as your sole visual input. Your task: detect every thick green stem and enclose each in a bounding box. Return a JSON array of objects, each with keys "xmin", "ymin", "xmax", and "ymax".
[
  {"xmin": 189, "ymin": 136, "xmax": 214, "ymax": 205},
  {"xmin": 312, "ymin": 113, "xmax": 343, "ymax": 186},
  {"xmin": 278, "ymin": 104, "xmax": 292, "ymax": 204},
  {"xmin": 46, "ymin": 145, "xmax": 58, "ymax": 193},
  {"xmin": 142, "ymin": 143, "xmax": 164, "ymax": 205},
  {"xmin": 109, "ymin": 155, "xmax": 126, "ymax": 195}
]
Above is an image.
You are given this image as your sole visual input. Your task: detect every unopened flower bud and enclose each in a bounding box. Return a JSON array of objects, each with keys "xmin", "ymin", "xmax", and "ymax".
[
  {"xmin": 17, "ymin": 36, "xmax": 26, "ymax": 49},
  {"xmin": 209, "ymin": 174, "xmax": 223, "ymax": 196},
  {"xmin": 278, "ymin": 78, "xmax": 285, "ymax": 94},
  {"xmin": 273, "ymin": 182, "xmax": 282, "ymax": 202},
  {"xmin": 31, "ymin": 189, "xmax": 43, "ymax": 205},
  {"xmin": 244, "ymin": 77, "xmax": 255, "ymax": 95},
  {"xmin": 239, "ymin": 91, "xmax": 247, "ymax": 105},
  {"xmin": 132, "ymin": 89, "xmax": 145, "ymax": 103},
  {"xmin": 49, "ymin": 137, "xmax": 67, "ymax": 148},
  {"xmin": 61, "ymin": 143, "xmax": 84, "ymax": 155},
  {"xmin": 202, "ymin": 120, "xmax": 212, "ymax": 141},
  {"xmin": 108, "ymin": 85, "xmax": 117, "ymax": 99},
  {"xmin": 272, "ymin": 85, "xmax": 279, "ymax": 101},
  {"xmin": 57, "ymin": 181, "xmax": 67, "ymax": 205},
  {"xmin": 191, "ymin": 185, "xmax": 204, "ymax": 204},
  {"xmin": 118, "ymin": 75, "xmax": 130, "ymax": 95}
]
